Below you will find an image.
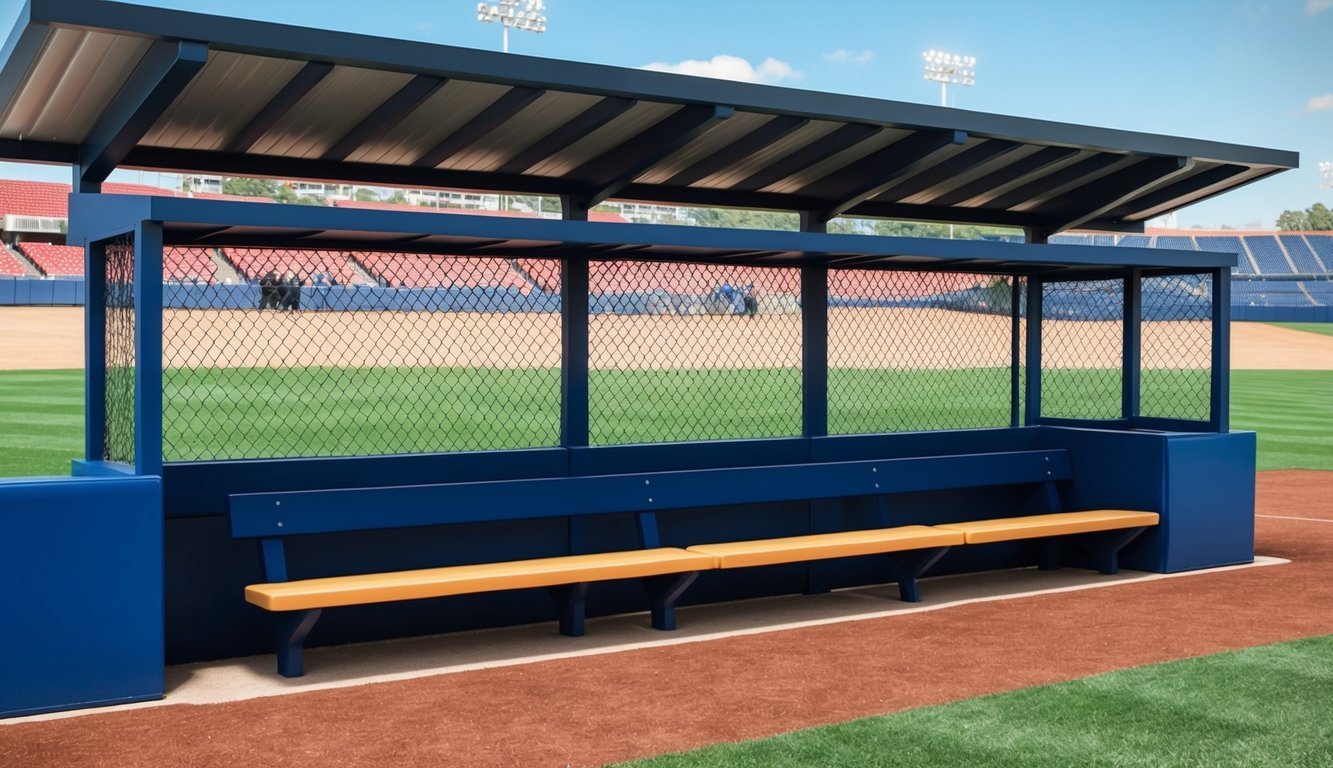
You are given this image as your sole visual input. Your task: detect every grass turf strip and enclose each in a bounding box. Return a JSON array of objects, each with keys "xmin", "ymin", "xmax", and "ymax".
[
  {"xmin": 620, "ymin": 634, "xmax": 1333, "ymax": 768},
  {"xmin": 0, "ymin": 368, "xmax": 1329, "ymax": 475},
  {"xmin": 1268, "ymin": 322, "xmax": 1333, "ymax": 338}
]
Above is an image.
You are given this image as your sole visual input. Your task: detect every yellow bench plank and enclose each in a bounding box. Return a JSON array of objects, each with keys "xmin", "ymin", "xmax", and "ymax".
[
  {"xmin": 934, "ymin": 510, "xmax": 1159, "ymax": 545},
  {"xmin": 687, "ymin": 525, "xmax": 963, "ymax": 569},
  {"xmin": 245, "ymin": 547, "xmax": 715, "ymax": 612}
]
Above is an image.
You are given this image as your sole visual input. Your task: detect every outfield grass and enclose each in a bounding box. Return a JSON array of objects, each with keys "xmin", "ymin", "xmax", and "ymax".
[
  {"xmin": 1269, "ymin": 322, "xmax": 1333, "ymax": 338},
  {"xmin": 621, "ymin": 634, "xmax": 1333, "ymax": 768},
  {"xmin": 0, "ymin": 368, "xmax": 1329, "ymax": 475}
]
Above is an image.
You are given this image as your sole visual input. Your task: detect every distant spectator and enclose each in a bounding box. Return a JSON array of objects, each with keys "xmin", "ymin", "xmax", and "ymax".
[
  {"xmin": 281, "ymin": 272, "xmax": 302, "ymax": 311},
  {"xmin": 259, "ymin": 270, "xmax": 279, "ymax": 310},
  {"xmin": 742, "ymin": 285, "xmax": 758, "ymax": 319}
]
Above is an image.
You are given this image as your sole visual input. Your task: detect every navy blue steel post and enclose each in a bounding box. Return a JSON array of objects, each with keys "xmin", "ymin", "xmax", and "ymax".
[
  {"xmin": 560, "ymin": 196, "xmax": 590, "ymax": 447},
  {"xmin": 799, "ymin": 211, "xmax": 828, "ymax": 438},
  {"xmin": 1024, "ymin": 277, "xmax": 1044, "ymax": 425},
  {"xmin": 133, "ymin": 220, "xmax": 164, "ymax": 476},
  {"xmin": 1210, "ymin": 266, "xmax": 1230, "ymax": 432},
  {"xmin": 1010, "ymin": 277, "xmax": 1022, "ymax": 427},
  {"xmin": 84, "ymin": 238, "xmax": 107, "ymax": 462},
  {"xmin": 1123, "ymin": 270, "xmax": 1141, "ymax": 423}
]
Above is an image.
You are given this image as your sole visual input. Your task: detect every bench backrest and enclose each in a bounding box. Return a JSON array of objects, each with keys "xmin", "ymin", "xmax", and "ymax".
[{"xmin": 229, "ymin": 449, "xmax": 1071, "ymax": 540}]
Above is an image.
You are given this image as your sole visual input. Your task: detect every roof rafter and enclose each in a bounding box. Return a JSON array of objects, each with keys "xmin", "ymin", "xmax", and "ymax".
[
  {"xmin": 79, "ymin": 39, "xmax": 208, "ymax": 184},
  {"xmin": 225, "ymin": 61, "xmax": 333, "ymax": 154},
  {"xmin": 571, "ymin": 103, "xmax": 734, "ymax": 208},
  {"xmin": 412, "ymin": 86, "xmax": 545, "ymax": 169},
  {"xmin": 321, "ymin": 74, "xmax": 445, "ymax": 162}
]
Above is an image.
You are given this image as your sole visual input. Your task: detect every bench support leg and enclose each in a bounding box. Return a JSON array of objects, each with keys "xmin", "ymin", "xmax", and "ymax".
[
  {"xmin": 1037, "ymin": 539, "xmax": 1062, "ymax": 571},
  {"xmin": 1071, "ymin": 527, "xmax": 1148, "ymax": 575},
  {"xmin": 644, "ymin": 571, "xmax": 699, "ymax": 631},
  {"xmin": 548, "ymin": 583, "xmax": 590, "ymax": 637},
  {"xmin": 275, "ymin": 609, "xmax": 321, "ymax": 678},
  {"xmin": 885, "ymin": 547, "xmax": 950, "ymax": 603}
]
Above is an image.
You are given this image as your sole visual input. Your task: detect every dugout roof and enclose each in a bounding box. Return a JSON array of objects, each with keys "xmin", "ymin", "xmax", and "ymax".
[
  {"xmin": 0, "ymin": 0, "xmax": 1297, "ymax": 236},
  {"xmin": 70, "ymin": 194, "xmax": 1232, "ymax": 277}
]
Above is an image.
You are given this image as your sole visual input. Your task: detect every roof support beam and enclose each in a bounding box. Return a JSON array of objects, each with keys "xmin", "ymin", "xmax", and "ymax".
[
  {"xmin": 925, "ymin": 146, "xmax": 1080, "ymax": 207},
  {"xmin": 225, "ymin": 61, "xmax": 333, "ymax": 154},
  {"xmin": 321, "ymin": 75, "xmax": 444, "ymax": 162},
  {"xmin": 0, "ymin": 17, "xmax": 48, "ymax": 114},
  {"xmin": 1044, "ymin": 156, "xmax": 1195, "ymax": 234},
  {"xmin": 572, "ymin": 103, "xmax": 734, "ymax": 208},
  {"xmin": 498, "ymin": 96, "xmax": 636, "ymax": 175},
  {"xmin": 870, "ymin": 139, "xmax": 1024, "ymax": 204},
  {"xmin": 413, "ymin": 86, "xmax": 544, "ymax": 169},
  {"xmin": 734, "ymin": 123, "xmax": 882, "ymax": 193},
  {"xmin": 985, "ymin": 153, "xmax": 1127, "ymax": 212},
  {"xmin": 79, "ymin": 39, "xmax": 209, "ymax": 184},
  {"xmin": 806, "ymin": 130, "xmax": 967, "ymax": 218},
  {"xmin": 1105, "ymin": 164, "xmax": 1251, "ymax": 222},
  {"xmin": 663, "ymin": 115, "xmax": 809, "ymax": 188}
]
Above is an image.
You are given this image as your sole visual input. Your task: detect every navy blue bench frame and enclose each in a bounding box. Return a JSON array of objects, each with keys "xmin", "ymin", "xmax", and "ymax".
[{"xmin": 229, "ymin": 448, "xmax": 1153, "ymax": 676}]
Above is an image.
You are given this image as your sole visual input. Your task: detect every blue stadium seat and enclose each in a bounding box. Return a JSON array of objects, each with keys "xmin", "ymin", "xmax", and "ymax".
[
  {"xmin": 1195, "ymin": 236, "xmax": 1252, "ymax": 275},
  {"xmin": 1280, "ymin": 235, "xmax": 1326, "ymax": 274},
  {"xmin": 1243, "ymin": 235, "xmax": 1294, "ymax": 275},
  {"xmin": 1305, "ymin": 235, "xmax": 1333, "ymax": 271}
]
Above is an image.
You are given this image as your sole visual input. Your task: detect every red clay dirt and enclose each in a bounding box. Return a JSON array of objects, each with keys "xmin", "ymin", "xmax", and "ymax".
[{"xmin": 2, "ymin": 470, "xmax": 1331, "ymax": 768}]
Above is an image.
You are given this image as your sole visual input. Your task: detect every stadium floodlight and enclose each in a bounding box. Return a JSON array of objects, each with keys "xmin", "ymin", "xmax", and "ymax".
[
  {"xmin": 1321, "ymin": 161, "xmax": 1332, "ymax": 189},
  {"xmin": 922, "ymin": 49, "xmax": 975, "ymax": 108},
  {"xmin": 477, "ymin": 0, "xmax": 547, "ymax": 53}
]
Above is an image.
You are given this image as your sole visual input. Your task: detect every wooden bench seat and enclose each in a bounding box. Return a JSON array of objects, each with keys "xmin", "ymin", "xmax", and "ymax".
[
  {"xmin": 935, "ymin": 510, "xmax": 1161, "ymax": 544},
  {"xmin": 245, "ymin": 548, "xmax": 716, "ymax": 612},
  {"xmin": 937, "ymin": 510, "xmax": 1160, "ymax": 574},
  {"xmin": 228, "ymin": 449, "xmax": 1158, "ymax": 677},
  {"xmin": 688, "ymin": 525, "xmax": 965, "ymax": 601}
]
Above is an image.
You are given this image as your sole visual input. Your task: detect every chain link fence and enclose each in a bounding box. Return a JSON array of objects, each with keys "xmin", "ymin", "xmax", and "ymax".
[
  {"xmin": 1039, "ymin": 279, "xmax": 1124, "ymax": 420},
  {"xmin": 828, "ymin": 270, "xmax": 1021, "ymax": 434},
  {"xmin": 160, "ymin": 248, "xmax": 561, "ymax": 461},
  {"xmin": 1140, "ymin": 273, "xmax": 1213, "ymax": 421},
  {"xmin": 105, "ymin": 234, "xmax": 136, "ymax": 464},
  {"xmin": 588, "ymin": 260, "xmax": 802, "ymax": 444}
]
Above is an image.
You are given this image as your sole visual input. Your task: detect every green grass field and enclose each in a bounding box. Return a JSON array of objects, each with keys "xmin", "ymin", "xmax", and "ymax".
[
  {"xmin": 1270, "ymin": 322, "xmax": 1333, "ymax": 338},
  {"xmin": 0, "ymin": 367, "xmax": 1329, "ymax": 475},
  {"xmin": 621, "ymin": 634, "xmax": 1333, "ymax": 767}
]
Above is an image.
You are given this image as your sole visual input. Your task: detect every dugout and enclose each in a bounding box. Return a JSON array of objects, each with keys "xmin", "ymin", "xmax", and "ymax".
[{"xmin": 0, "ymin": 0, "xmax": 1297, "ymax": 713}]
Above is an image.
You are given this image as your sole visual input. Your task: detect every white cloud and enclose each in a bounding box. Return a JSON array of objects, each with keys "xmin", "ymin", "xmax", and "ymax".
[
  {"xmin": 1307, "ymin": 0, "xmax": 1332, "ymax": 14},
  {"xmin": 823, "ymin": 48, "xmax": 874, "ymax": 65},
  {"xmin": 1305, "ymin": 94, "xmax": 1333, "ymax": 112},
  {"xmin": 641, "ymin": 55, "xmax": 801, "ymax": 85}
]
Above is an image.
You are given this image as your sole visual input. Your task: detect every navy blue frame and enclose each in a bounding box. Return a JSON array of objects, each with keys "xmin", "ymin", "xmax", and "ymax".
[{"xmin": 66, "ymin": 194, "xmax": 1234, "ymax": 485}]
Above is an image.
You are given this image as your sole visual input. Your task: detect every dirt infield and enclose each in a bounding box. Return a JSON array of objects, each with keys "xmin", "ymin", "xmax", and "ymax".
[
  {"xmin": 0, "ymin": 470, "xmax": 1329, "ymax": 766},
  {"xmin": 3, "ymin": 306, "xmax": 1330, "ymax": 371}
]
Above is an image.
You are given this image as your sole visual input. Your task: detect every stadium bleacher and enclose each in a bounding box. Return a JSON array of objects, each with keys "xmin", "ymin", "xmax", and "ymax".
[
  {"xmin": 1281, "ymin": 235, "xmax": 1325, "ymax": 274},
  {"xmin": 224, "ymin": 248, "xmax": 363, "ymax": 286},
  {"xmin": 0, "ymin": 245, "xmax": 27, "ymax": 276},
  {"xmin": 1306, "ymin": 235, "xmax": 1333, "ymax": 269},
  {"xmin": 355, "ymin": 253, "xmax": 531, "ymax": 292},
  {"xmin": 1244, "ymin": 235, "xmax": 1293, "ymax": 275},
  {"xmin": 18, "ymin": 242, "xmax": 83, "ymax": 276},
  {"xmin": 1194, "ymin": 235, "xmax": 1254, "ymax": 275}
]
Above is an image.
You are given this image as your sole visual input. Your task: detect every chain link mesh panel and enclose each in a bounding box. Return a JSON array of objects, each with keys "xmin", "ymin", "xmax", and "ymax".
[
  {"xmin": 105, "ymin": 234, "xmax": 136, "ymax": 464},
  {"xmin": 160, "ymin": 249, "xmax": 560, "ymax": 461},
  {"xmin": 587, "ymin": 261, "xmax": 801, "ymax": 444},
  {"xmin": 1140, "ymin": 273, "xmax": 1213, "ymax": 421},
  {"xmin": 828, "ymin": 270, "xmax": 1021, "ymax": 434},
  {"xmin": 1040, "ymin": 279, "xmax": 1124, "ymax": 420}
]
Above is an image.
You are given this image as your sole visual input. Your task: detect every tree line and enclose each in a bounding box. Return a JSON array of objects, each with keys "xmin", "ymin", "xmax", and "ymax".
[{"xmin": 1276, "ymin": 203, "xmax": 1333, "ymax": 231}]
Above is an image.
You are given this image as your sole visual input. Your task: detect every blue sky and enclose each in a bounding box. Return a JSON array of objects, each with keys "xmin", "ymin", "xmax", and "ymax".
[{"xmin": 1, "ymin": 0, "xmax": 1329, "ymax": 229}]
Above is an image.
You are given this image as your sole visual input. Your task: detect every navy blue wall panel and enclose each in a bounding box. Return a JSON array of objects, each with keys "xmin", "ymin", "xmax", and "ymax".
[
  {"xmin": 0, "ymin": 276, "xmax": 13, "ymax": 303},
  {"xmin": 1160, "ymin": 432, "xmax": 1256, "ymax": 571},
  {"xmin": 0, "ymin": 475, "xmax": 162, "ymax": 718}
]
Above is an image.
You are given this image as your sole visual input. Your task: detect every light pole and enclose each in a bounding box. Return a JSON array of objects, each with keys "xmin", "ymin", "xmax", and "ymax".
[
  {"xmin": 922, "ymin": 50, "xmax": 975, "ymax": 108},
  {"xmin": 1320, "ymin": 161, "xmax": 1332, "ymax": 189},
  {"xmin": 477, "ymin": 0, "xmax": 547, "ymax": 54}
]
